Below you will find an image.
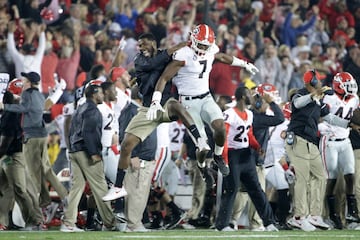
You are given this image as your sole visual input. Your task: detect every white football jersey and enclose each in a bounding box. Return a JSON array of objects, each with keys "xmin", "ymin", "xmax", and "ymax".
[
  {"xmin": 172, "ymin": 45, "xmax": 219, "ymax": 96},
  {"xmin": 264, "ymin": 119, "xmax": 289, "ymax": 166},
  {"xmin": 169, "ymin": 121, "xmax": 186, "ymax": 152},
  {"xmin": 318, "ymin": 94, "xmax": 359, "ymax": 139},
  {"xmin": 114, "ymin": 87, "xmax": 131, "ymax": 121},
  {"xmin": 223, "ymin": 107, "xmax": 253, "ymax": 149},
  {"xmin": 98, "ymin": 102, "xmax": 118, "ymax": 147}
]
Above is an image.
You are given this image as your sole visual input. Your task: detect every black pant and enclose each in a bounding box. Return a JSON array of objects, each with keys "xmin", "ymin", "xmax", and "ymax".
[{"xmin": 215, "ymin": 148, "xmax": 275, "ymax": 230}]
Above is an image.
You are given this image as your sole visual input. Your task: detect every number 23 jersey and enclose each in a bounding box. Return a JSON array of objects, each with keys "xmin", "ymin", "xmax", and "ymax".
[
  {"xmin": 172, "ymin": 45, "xmax": 219, "ymax": 96},
  {"xmin": 223, "ymin": 107, "xmax": 254, "ymax": 149}
]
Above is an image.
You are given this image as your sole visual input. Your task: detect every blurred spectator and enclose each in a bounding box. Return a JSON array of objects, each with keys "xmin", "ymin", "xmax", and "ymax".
[
  {"xmin": 319, "ymin": 0, "xmax": 355, "ymax": 34},
  {"xmin": 288, "ymin": 60, "xmax": 312, "ymax": 90},
  {"xmin": 277, "ymin": 55, "xmax": 294, "ymax": 102},
  {"xmin": 121, "ymin": 28, "xmax": 137, "ymax": 69},
  {"xmin": 18, "ymin": 0, "xmax": 52, "ymax": 24},
  {"xmin": 0, "ymin": 19, "xmax": 12, "ymax": 76},
  {"xmin": 41, "ymin": 28, "xmax": 58, "ymax": 95},
  {"xmin": 281, "ymin": 2, "xmax": 318, "ymax": 47},
  {"xmin": 96, "ymin": 45, "xmax": 113, "ymax": 73},
  {"xmin": 55, "ymin": 27, "xmax": 80, "ymax": 92},
  {"xmin": 253, "ymin": 40, "xmax": 281, "ymax": 85},
  {"xmin": 7, "ymin": 21, "xmax": 46, "ymax": 91},
  {"xmin": 209, "ymin": 62, "xmax": 236, "ymax": 98},
  {"xmin": 79, "ymin": 32, "xmax": 97, "ymax": 72},
  {"xmin": 113, "ymin": 0, "xmax": 150, "ymax": 32},
  {"xmin": 88, "ymin": 8, "xmax": 106, "ymax": 34},
  {"xmin": 321, "ymin": 41, "xmax": 343, "ymax": 76},
  {"xmin": 306, "ymin": 17, "xmax": 329, "ymax": 48}
]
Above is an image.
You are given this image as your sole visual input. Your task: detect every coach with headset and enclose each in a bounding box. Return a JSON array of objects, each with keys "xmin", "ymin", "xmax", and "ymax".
[{"xmin": 285, "ymin": 70, "xmax": 359, "ymax": 231}]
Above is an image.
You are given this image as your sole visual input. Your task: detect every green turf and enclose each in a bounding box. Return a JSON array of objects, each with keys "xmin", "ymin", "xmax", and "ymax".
[{"xmin": 1, "ymin": 229, "xmax": 360, "ymax": 240}]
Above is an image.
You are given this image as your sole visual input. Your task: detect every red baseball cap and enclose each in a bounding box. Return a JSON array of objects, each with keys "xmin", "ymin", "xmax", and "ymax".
[
  {"xmin": 110, "ymin": 67, "xmax": 126, "ymax": 82},
  {"xmin": 303, "ymin": 70, "xmax": 326, "ymax": 84}
]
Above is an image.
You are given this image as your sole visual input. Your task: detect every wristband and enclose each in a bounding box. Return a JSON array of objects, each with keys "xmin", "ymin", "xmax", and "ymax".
[
  {"xmin": 111, "ymin": 144, "xmax": 120, "ymax": 155},
  {"xmin": 281, "ymin": 162, "xmax": 289, "ymax": 171},
  {"xmin": 152, "ymin": 91, "xmax": 162, "ymax": 103},
  {"xmin": 231, "ymin": 56, "xmax": 247, "ymax": 67}
]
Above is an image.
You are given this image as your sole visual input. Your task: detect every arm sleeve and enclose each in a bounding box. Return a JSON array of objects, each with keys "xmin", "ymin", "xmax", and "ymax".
[
  {"xmin": 134, "ymin": 51, "xmax": 171, "ymax": 72},
  {"xmin": 4, "ymin": 92, "xmax": 32, "ymax": 113},
  {"xmin": 222, "ymin": 122, "xmax": 230, "ymax": 165},
  {"xmin": 293, "ymin": 93, "xmax": 313, "ymax": 109},
  {"xmin": 248, "ymin": 126, "xmax": 260, "ymax": 150}
]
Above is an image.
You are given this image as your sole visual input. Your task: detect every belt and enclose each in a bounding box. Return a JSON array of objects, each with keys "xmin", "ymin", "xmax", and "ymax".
[
  {"xmin": 265, "ymin": 164, "xmax": 274, "ymax": 169},
  {"xmin": 181, "ymin": 91, "xmax": 210, "ymax": 100},
  {"xmin": 328, "ymin": 138, "xmax": 346, "ymax": 142}
]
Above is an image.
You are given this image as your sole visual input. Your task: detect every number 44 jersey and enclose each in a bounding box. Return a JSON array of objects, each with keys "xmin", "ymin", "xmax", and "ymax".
[
  {"xmin": 172, "ymin": 45, "xmax": 219, "ymax": 96},
  {"xmin": 318, "ymin": 94, "xmax": 359, "ymax": 139}
]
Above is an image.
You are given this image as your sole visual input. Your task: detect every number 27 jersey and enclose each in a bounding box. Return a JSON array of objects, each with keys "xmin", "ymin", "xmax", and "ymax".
[{"xmin": 223, "ymin": 107, "xmax": 254, "ymax": 149}]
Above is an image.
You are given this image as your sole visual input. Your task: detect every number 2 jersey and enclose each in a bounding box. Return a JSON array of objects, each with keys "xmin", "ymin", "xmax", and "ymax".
[
  {"xmin": 172, "ymin": 45, "xmax": 219, "ymax": 96},
  {"xmin": 222, "ymin": 107, "xmax": 260, "ymax": 164},
  {"xmin": 318, "ymin": 94, "xmax": 359, "ymax": 139}
]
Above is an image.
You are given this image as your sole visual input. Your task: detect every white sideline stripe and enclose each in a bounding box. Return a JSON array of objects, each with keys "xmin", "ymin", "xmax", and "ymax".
[{"xmin": 111, "ymin": 234, "xmax": 359, "ymax": 239}]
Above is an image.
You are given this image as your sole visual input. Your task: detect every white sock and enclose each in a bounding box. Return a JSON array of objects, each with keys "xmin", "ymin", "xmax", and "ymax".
[{"xmin": 214, "ymin": 145, "xmax": 224, "ymax": 156}]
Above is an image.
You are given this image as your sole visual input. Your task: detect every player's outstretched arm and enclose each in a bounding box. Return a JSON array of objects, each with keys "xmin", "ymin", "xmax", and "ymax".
[{"xmin": 215, "ymin": 53, "xmax": 259, "ymax": 75}]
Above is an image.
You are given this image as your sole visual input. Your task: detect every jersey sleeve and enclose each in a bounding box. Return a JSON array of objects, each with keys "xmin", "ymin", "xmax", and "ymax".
[{"xmin": 172, "ymin": 47, "xmax": 188, "ymax": 62}]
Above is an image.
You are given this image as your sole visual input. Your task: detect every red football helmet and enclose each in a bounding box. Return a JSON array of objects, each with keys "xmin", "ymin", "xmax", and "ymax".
[
  {"xmin": 255, "ymin": 83, "xmax": 282, "ymax": 104},
  {"xmin": 190, "ymin": 24, "xmax": 215, "ymax": 55},
  {"xmin": 282, "ymin": 102, "xmax": 292, "ymax": 120},
  {"xmin": 332, "ymin": 72, "xmax": 358, "ymax": 97},
  {"xmin": 7, "ymin": 78, "xmax": 23, "ymax": 95}
]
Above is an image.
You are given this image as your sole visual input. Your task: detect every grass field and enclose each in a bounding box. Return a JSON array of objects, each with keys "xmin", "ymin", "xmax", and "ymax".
[{"xmin": 1, "ymin": 229, "xmax": 360, "ymax": 240}]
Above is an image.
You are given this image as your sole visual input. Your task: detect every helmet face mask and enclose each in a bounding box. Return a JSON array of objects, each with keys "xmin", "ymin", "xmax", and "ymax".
[
  {"xmin": 333, "ymin": 72, "xmax": 358, "ymax": 98},
  {"xmin": 190, "ymin": 24, "xmax": 215, "ymax": 56}
]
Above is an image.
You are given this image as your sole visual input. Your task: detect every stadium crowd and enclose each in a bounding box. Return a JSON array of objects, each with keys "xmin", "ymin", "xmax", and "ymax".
[{"xmin": 1, "ymin": 0, "xmax": 360, "ymax": 233}]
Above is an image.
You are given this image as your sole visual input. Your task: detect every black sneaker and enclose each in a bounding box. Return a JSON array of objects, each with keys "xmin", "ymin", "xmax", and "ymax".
[
  {"xmin": 164, "ymin": 210, "xmax": 186, "ymax": 230},
  {"xmin": 214, "ymin": 154, "xmax": 230, "ymax": 176},
  {"xmin": 276, "ymin": 222, "xmax": 292, "ymax": 230},
  {"xmin": 330, "ymin": 214, "xmax": 343, "ymax": 229},
  {"xmin": 346, "ymin": 213, "xmax": 360, "ymax": 224}
]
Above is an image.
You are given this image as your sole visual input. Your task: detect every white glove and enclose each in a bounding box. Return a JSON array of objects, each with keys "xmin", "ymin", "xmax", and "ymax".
[
  {"xmin": 118, "ymin": 36, "xmax": 127, "ymax": 50},
  {"xmin": 285, "ymin": 168, "xmax": 295, "ymax": 185},
  {"xmin": 48, "ymin": 76, "xmax": 67, "ymax": 104},
  {"xmin": 146, "ymin": 91, "xmax": 165, "ymax": 120},
  {"xmin": 245, "ymin": 62, "xmax": 259, "ymax": 75}
]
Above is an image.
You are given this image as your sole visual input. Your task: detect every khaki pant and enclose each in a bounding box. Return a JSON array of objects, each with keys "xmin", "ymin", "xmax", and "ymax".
[
  {"xmin": 0, "ymin": 153, "xmax": 43, "ymax": 225},
  {"xmin": 286, "ymin": 135, "xmax": 326, "ymax": 217},
  {"xmin": 63, "ymin": 151, "xmax": 114, "ymax": 227},
  {"xmin": 186, "ymin": 159, "xmax": 206, "ymax": 220},
  {"xmin": 124, "ymin": 160, "xmax": 156, "ymax": 229},
  {"xmin": 354, "ymin": 149, "xmax": 360, "ymax": 214},
  {"xmin": 23, "ymin": 137, "xmax": 68, "ymax": 205}
]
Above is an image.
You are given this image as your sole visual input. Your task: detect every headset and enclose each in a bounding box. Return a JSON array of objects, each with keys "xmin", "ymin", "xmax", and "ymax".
[
  {"xmin": 310, "ymin": 69, "xmax": 318, "ymax": 87},
  {"xmin": 254, "ymin": 94, "xmax": 263, "ymax": 110}
]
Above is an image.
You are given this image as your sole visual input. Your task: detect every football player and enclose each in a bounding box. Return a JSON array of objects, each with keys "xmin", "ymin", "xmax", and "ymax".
[
  {"xmin": 147, "ymin": 24, "xmax": 259, "ymax": 178},
  {"xmin": 318, "ymin": 72, "xmax": 360, "ymax": 229}
]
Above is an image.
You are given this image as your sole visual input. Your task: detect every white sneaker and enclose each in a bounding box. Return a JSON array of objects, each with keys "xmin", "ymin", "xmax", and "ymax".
[
  {"xmin": 196, "ymin": 137, "xmax": 211, "ymax": 152},
  {"xmin": 307, "ymin": 215, "xmax": 330, "ymax": 229},
  {"xmin": 60, "ymin": 224, "xmax": 84, "ymax": 232},
  {"xmin": 251, "ymin": 226, "xmax": 265, "ymax": 232},
  {"xmin": 131, "ymin": 225, "xmax": 151, "ymax": 232},
  {"xmin": 217, "ymin": 226, "xmax": 235, "ymax": 232},
  {"xmin": 102, "ymin": 186, "xmax": 127, "ymax": 201},
  {"xmin": 288, "ymin": 216, "xmax": 316, "ymax": 232},
  {"xmin": 230, "ymin": 220, "xmax": 238, "ymax": 230},
  {"xmin": 265, "ymin": 224, "xmax": 279, "ymax": 232}
]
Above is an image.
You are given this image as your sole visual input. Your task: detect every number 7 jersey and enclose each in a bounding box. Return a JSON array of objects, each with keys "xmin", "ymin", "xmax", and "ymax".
[{"xmin": 172, "ymin": 45, "xmax": 219, "ymax": 96}]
